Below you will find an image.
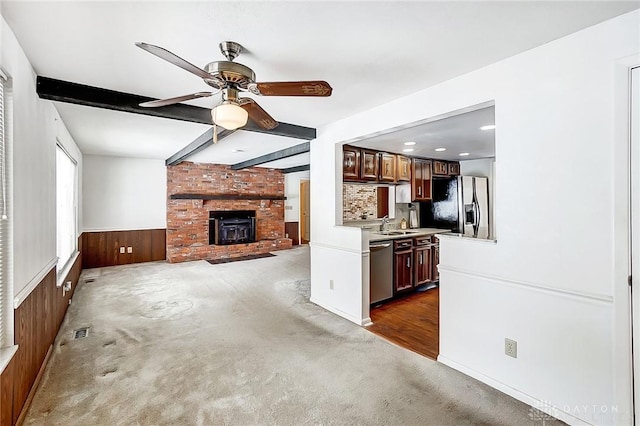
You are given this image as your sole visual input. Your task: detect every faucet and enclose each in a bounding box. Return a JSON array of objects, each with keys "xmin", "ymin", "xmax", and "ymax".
[{"xmin": 380, "ymin": 215, "xmax": 391, "ymax": 232}]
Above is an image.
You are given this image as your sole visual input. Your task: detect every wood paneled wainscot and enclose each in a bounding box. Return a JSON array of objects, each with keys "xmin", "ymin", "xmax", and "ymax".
[
  {"xmin": 82, "ymin": 229, "xmax": 166, "ymax": 268},
  {"xmin": 1, "ymin": 235, "xmax": 82, "ymax": 425}
]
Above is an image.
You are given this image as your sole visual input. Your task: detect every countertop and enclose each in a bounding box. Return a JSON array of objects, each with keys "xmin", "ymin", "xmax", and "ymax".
[{"xmin": 368, "ymin": 227, "xmax": 451, "ymax": 243}]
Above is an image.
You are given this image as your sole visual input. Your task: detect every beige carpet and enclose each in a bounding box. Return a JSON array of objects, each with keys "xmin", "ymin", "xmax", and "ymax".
[{"xmin": 25, "ymin": 246, "xmax": 561, "ymax": 425}]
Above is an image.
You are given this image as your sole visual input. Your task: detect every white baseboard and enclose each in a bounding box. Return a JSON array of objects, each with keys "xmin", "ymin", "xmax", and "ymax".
[
  {"xmin": 437, "ymin": 355, "xmax": 591, "ymax": 426},
  {"xmin": 309, "ymin": 297, "xmax": 366, "ymax": 326}
]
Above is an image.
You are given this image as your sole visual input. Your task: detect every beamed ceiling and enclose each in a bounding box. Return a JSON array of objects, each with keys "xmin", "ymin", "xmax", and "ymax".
[{"xmin": 2, "ymin": 1, "xmax": 638, "ymax": 169}]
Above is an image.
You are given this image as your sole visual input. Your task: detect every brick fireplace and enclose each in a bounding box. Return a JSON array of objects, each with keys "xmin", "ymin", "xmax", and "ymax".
[{"xmin": 166, "ymin": 162, "xmax": 292, "ymax": 263}]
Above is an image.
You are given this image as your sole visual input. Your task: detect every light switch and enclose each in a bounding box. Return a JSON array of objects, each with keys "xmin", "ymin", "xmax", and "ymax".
[
  {"xmin": 127, "ymin": 247, "xmax": 133, "ymax": 253},
  {"xmin": 119, "ymin": 247, "xmax": 125, "ymax": 254}
]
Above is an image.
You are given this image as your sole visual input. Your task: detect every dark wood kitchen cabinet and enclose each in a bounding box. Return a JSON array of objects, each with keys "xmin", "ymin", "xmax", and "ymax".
[
  {"xmin": 432, "ymin": 240, "xmax": 440, "ymax": 282},
  {"xmin": 379, "ymin": 152, "xmax": 396, "ymax": 182},
  {"xmin": 414, "ymin": 236, "xmax": 432, "ymax": 286},
  {"xmin": 432, "ymin": 160, "xmax": 449, "ymax": 176},
  {"xmin": 342, "ymin": 146, "xmax": 360, "ymax": 181},
  {"xmin": 396, "ymin": 155, "xmax": 411, "ymax": 182},
  {"xmin": 394, "ymin": 239, "xmax": 413, "ymax": 293},
  {"xmin": 411, "ymin": 158, "xmax": 432, "ymax": 201},
  {"xmin": 448, "ymin": 162, "xmax": 460, "ymax": 176},
  {"xmin": 414, "ymin": 246, "xmax": 432, "ymax": 286},
  {"xmin": 360, "ymin": 149, "xmax": 379, "ymax": 181}
]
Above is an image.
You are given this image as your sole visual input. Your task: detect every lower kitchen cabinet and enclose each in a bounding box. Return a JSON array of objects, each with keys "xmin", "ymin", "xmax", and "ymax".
[
  {"xmin": 432, "ymin": 242, "xmax": 440, "ymax": 282},
  {"xmin": 414, "ymin": 245, "xmax": 432, "ymax": 286},
  {"xmin": 394, "ymin": 239, "xmax": 414, "ymax": 293}
]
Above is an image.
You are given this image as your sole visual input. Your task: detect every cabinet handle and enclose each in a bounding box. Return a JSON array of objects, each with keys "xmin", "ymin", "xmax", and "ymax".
[
  {"xmin": 418, "ymin": 187, "xmax": 421, "ymax": 196},
  {"xmin": 407, "ymin": 257, "xmax": 411, "ymax": 268},
  {"xmin": 420, "ymin": 253, "xmax": 423, "ymax": 265},
  {"xmin": 346, "ymin": 158, "xmax": 353, "ymax": 168}
]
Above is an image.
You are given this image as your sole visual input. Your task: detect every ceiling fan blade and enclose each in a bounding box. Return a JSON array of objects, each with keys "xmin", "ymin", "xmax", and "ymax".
[
  {"xmin": 251, "ymin": 81, "xmax": 332, "ymax": 97},
  {"xmin": 239, "ymin": 99, "xmax": 278, "ymax": 130},
  {"xmin": 139, "ymin": 92, "xmax": 213, "ymax": 108},
  {"xmin": 135, "ymin": 42, "xmax": 212, "ymax": 80}
]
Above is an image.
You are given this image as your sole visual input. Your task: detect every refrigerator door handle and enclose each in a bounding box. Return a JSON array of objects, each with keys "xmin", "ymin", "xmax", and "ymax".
[{"xmin": 473, "ymin": 201, "xmax": 480, "ymax": 236}]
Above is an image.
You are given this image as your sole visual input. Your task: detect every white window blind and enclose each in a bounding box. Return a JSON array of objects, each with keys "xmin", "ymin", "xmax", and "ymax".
[
  {"xmin": 56, "ymin": 145, "xmax": 77, "ymax": 272},
  {"xmin": 0, "ymin": 71, "xmax": 12, "ymax": 347}
]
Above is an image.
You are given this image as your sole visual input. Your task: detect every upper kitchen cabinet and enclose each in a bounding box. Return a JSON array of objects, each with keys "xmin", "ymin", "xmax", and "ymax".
[
  {"xmin": 361, "ymin": 149, "xmax": 379, "ymax": 181},
  {"xmin": 448, "ymin": 162, "xmax": 461, "ymax": 176},
  {"xmin": 432, "ymin": 160, "xmax": 449, "ymax": 176},
  {"xmin": 396, "ymin": 155, "xmax": 411, "ymax": 182},
  {"xmin": 379, "ymin": 152, "xmax": 396, "ymax": 182},
  {"xmin": 343, "ymin": 145, "xmax": 361, "ymax": 181},
  {"xmin": 411, "ymin": 158, "xmax": 432, "ymax": 201}
]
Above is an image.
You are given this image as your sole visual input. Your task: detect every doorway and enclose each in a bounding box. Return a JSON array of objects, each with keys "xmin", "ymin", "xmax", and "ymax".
[{"xmin": 300, "ymin": 180, "xmax": 310, "ymax": 244}]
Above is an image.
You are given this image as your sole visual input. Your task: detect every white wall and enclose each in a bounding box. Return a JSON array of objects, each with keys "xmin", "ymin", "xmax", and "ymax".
[
  {"xmin": 310, "ymin": 11, "xmax": 638, "ymax": 425},
  {"xmin": 82, "ymin": 155, "xmax": 166, "ymax": 231},
  {"xmin": 284, "ymin": 170, "xmax": 309, "ymax": 222},
  {"xmin": 1, "ymin": 16, "xmax": 83, "ymax": 298}
]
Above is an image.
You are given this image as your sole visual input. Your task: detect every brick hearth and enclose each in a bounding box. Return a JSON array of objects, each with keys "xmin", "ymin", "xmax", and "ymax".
[{"xmin": 166, "ymin": 162, "xmax": 292, "ymax": 263}]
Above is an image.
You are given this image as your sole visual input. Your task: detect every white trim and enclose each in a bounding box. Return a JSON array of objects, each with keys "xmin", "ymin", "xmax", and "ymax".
[
  {"xmin": 56, "ymin": 251, "xmax": 79, "ymax": 288},
  {"xmin": 13, "ymin": 258, "xmax": 57, "ymax": 309},
  {"xmin": 309, "ymin": 296, "xmax": 368, "ymax": 325},
  {"xmin": 308, "ymin": 241, "xmax": 362, "ymax": 255},
  {"xmin": 0, "ymin": 344, "xmax": 17, "ymax": 374},
  {"xmin": 438, "ymin": 355, "xmax": 590, "ymax": 426},
  {"xmin": 82, "ymin": 226, "xmax": 165, "ymax": 232},
  {"xmin": 438, "ymin": 265, "xmax": 613, "ymax": 304},
  {"xmin": 435, "ymin": 233, "xmax": 497, "ymax": 244}
]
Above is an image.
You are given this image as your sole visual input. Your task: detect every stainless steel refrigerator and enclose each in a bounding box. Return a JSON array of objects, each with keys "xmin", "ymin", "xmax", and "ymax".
[{"xmin": 420, "ymin": 176, "xmax": 491, "ymax": 239}]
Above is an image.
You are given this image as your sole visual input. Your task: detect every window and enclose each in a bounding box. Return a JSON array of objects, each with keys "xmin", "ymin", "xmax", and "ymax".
[
  {"xmin": 0, "ymin": 71, "xmax": 12, "ymax": 347},
  {"xmin": 56, "ymin": 144, "xmax": 77, "ymax": 273}
]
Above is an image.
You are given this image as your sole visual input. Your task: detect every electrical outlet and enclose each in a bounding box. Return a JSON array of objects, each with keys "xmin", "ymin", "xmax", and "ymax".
[
  {"xmin": 329, "ymin": 279, "xmax": 334, "ymax": 290},
  {"xmin": 127, "ymin": 247, "xmax": 133, "ymax": 253},
  {"xmin": 119, "ymin": 247, "xmax": 125, "ymax": 254},
  {"xmin": 505, "ymin": 338, "xmax": 517, "ymax": 358}
]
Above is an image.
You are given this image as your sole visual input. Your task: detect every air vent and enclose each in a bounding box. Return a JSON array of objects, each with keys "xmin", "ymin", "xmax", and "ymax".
[
  {"xmin": 85, "ymin": 278, "xmax": 95, "ymax": 283},
  {"xmin": 73, "ymin": 327, "xmax": 89, "ymax": 340}
]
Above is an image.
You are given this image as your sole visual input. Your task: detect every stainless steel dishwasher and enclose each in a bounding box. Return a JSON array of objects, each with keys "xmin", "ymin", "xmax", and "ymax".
[{"xmin": 370, "ymin": 240, "xmax": 393, "ymax": 304}]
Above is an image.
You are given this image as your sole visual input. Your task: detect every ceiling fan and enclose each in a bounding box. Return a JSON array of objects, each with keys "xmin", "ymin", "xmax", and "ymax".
[{"xmin": 136, "ymin": 41, "xmax": 332, "ymax": 132}]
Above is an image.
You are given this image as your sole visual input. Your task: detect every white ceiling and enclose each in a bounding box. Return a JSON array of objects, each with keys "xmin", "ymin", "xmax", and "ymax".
[
  {"xmin": 2, "ymin": 1, "xmax": 637, "ymax": 168},
  {"xmin": 350, "ymin": 105, "xmax": 495, "ymax": 161}
]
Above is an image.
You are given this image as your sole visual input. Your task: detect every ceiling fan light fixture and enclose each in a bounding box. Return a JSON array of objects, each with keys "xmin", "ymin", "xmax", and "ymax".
[{"xmin": 211, "ymin": 102, "xmax": 248, "ymax": 130}]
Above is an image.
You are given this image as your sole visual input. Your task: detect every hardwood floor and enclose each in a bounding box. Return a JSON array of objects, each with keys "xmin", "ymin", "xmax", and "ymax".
[{"xmin": 366, "ymin": 288, "xmax": 439, "ymax": 360}]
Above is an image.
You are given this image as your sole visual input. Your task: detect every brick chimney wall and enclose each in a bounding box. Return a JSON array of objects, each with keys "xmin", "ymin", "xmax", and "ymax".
[{"xmin": 166, "ymin": 162, "xmax": 292, "ymax": 263}]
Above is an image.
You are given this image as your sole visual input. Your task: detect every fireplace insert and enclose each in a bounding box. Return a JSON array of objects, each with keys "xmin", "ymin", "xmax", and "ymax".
[{"xmin": 209, "ymin": 210, "xmax": 256, "ymax": 245}]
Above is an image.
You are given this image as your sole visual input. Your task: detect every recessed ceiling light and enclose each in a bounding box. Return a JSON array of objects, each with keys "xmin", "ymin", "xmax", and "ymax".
[
  {"xmin": 231, "ymin": 149, "xmax": 245, "ymax": 153},
  {"xmin": 403, "ymin": 141, "xmax": 416, "ymax": 146},
  {"xmin": 459, "ymin": 152, "xmax": 470, "ymax": 157},
  {"xmin": 403, "ymin": 148, "xmax": 414, "ymax": 153},
  {"xmin": 435, "ymin": 148, "xmax": 446, "ymax": 152},
  {"xmin": 480, "ymin": 124, "xmax": 496, "ymax": 131}
]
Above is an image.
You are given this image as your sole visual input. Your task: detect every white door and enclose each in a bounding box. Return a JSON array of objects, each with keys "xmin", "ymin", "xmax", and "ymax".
[{"xmin": 631, "ymin": 65, "xmax": 639, "ymax": 425}]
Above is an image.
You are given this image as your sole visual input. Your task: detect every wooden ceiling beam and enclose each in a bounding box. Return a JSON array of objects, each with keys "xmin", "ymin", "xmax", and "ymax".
[{"xmin": 230, "ymin": 142, "xmax": 310, "ymax": 170}]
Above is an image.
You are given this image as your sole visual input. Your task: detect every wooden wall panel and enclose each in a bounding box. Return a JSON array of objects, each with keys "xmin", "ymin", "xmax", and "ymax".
[
  {"xmin": 285, "ymin": 222, "xmax": 299, "ymax": 246},
  {"xmin": 0, "ymin": 356, "xmax": 14, "ymax": 425},
  {"xmin": 82, "ymin": 229, "xmax": 166, "ymax": 268},
  {"xmin": 8, "ymin": 246, "xmax": 82, "ymax": 425}
]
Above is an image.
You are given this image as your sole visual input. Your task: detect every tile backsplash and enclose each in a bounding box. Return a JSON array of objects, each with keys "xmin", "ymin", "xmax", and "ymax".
[{"xmin": 343, "ymin": 184, "xmax": 378, "ymax": 221}]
